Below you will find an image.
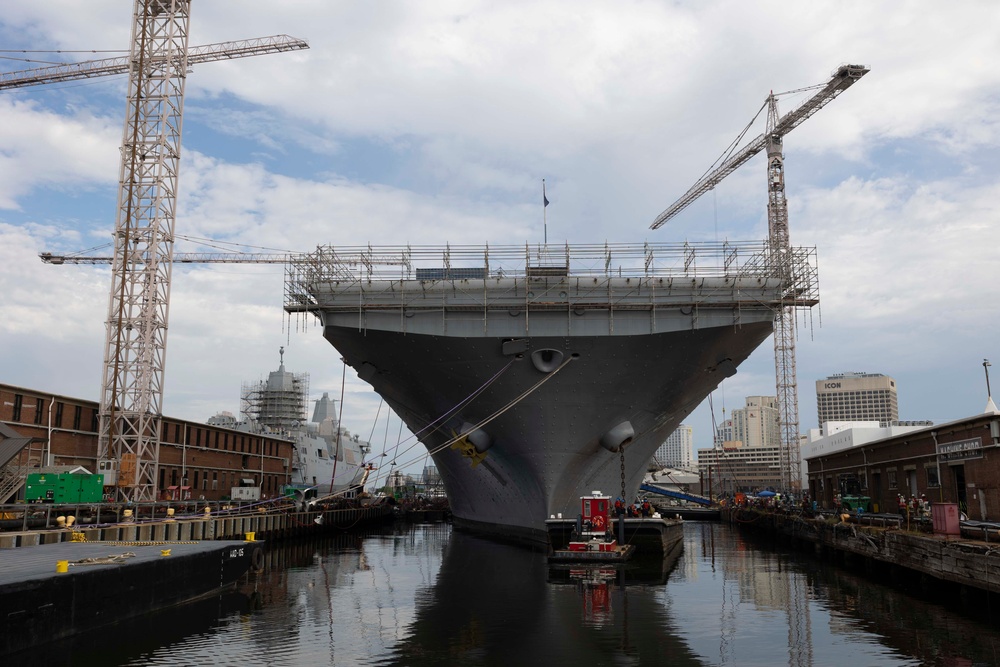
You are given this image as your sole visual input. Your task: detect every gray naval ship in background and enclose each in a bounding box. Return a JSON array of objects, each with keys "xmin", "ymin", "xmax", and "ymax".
[
  {"xmin": 209, "ymin": 350, "xmax": 372, "ymax": 498},
  {"xmin": 285, "ymin": 242, "xmax": 817, "ymax": 543}
]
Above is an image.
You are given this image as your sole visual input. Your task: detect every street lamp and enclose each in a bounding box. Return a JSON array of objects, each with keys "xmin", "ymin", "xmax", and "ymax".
[{"xmin": 985, "ymin": 359, "xmax": 993, "ymax": 399}]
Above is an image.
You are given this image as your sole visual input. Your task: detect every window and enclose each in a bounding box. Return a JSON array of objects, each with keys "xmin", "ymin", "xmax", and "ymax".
[
  {"xmin": 887, "ymin": 469, "xmax": 898, "ymax": 490},
  {"xmin": 215, "ymin": 432, "xmax": 220, "ymax": 449},
  {"xmin": 212, "ymin": 472, "xmax": 218, "ymax": 491},
  {"xmin": 193, "ymin": 470, "xmax": 199, "ymax": 489},
  {"xmin": 55, "ymin": 402, "xmax": 64, "ymax": 427},
  {"xmin": 12, "ymin": 394, "xmax": 22, "ymax": 422},
  {"xmin": 73, "ymin": 405, "xmax": 82, "ymax": 430},
  {"xmin": 926, "ymin": 464, "xmax": 940, "ymax": 488},
  {"xmin": 91, "ymin": 410, "xmax": 99, "ymax": 432},
  {"xmin": 34, "ymin": 398, "xmax": 44, "ymax": 425}
]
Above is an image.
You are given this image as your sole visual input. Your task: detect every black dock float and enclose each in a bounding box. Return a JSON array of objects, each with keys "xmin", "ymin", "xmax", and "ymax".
[{"xmin": 0, "ymin": 539, "xmax": 261, "ymax": 655}]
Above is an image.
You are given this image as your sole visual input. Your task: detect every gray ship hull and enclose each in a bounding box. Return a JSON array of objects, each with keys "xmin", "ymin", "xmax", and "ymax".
[
  {"xmin": 323, "ymin": 322, "xmax": 771, "ymax": 543},
  {"xmin": 286, "ymin": 242, "xmax": 818, "ymax": 544}
]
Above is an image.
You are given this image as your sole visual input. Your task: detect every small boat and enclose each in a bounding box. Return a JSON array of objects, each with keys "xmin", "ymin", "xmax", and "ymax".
[{"xmin": 548, "ymin": 491, "xmax": 635, "ymax": 562}]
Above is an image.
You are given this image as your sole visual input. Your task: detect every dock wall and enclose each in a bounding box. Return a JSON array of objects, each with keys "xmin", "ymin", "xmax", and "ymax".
[
  {"xmin": 0, "ymin": 504, "xmax": 394, "ymax": 549},
  {"xmin": 726, "ymin": 507, "xmax": 1000, "ymax": 595}
]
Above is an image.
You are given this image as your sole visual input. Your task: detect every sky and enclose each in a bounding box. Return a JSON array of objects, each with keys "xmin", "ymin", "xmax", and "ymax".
[{"xmin": 2, "ymin": 1, "xmax": 999, "ymax": 475}]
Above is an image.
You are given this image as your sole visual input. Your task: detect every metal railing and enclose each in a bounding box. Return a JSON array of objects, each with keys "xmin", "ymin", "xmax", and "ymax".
[{"xmin": 285, "ymin": 241, "xmax": 819, "ymax": 311}]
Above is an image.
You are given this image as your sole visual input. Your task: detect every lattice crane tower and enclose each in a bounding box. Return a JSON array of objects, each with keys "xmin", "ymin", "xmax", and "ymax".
[
  {"xmin": 649, "ymin": 64, "xmax": 869, "ymax": 491},
  {"xmin": 5, "ymin": 7, "xmax": 308, "ymax": 504},
  {"xmin": 96, "ymin": 0, "xmax": 192, "ymax": 501}
]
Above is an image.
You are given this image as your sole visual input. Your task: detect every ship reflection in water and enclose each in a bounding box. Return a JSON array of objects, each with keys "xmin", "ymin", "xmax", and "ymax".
[{"xmin": 42, "ymin": 523, "xmax": 1000, "ymax": 666}]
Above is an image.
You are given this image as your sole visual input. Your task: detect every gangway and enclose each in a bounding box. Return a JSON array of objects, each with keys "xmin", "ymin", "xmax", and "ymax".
[{"xmin": 639, "ymin": 483, "xmax": 714, "ymax": 507}]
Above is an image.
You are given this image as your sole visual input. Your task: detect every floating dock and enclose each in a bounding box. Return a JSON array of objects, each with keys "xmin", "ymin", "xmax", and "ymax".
[
  {"xmin": 549, "ymin": 542, "xmax": 636, "ymax": 562},
  {"xmin": 0, "ymin": 538, "xmax": 261, "ymax": 655},
  {"xmin": 545, "ymin": 516, "xmax": 684, "ymax": 557}
]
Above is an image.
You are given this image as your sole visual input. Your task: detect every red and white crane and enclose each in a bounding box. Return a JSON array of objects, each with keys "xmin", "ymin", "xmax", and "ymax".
[{"xmin": 650, "ymin": 64, "xmax": 869, "ymax": 490}]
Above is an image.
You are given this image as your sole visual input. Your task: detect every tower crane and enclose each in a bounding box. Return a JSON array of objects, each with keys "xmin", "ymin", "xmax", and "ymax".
[
  {"xmin": 650, "ymin": 63, "xmax": 869, "ymax": 491},
  {"xmin": 7, "ymin": 0, "xmax": 308, "ymax": 501}
]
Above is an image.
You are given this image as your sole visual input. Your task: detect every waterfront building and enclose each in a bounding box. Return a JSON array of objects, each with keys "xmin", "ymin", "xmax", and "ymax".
[
  {"xmin": 806, "ymin": 410, "xmax": 1000, "ymax": 519},
  {"xmin": 816, "ymin": 372, "xmax": 899, "ymax": 426},
  {"xmin": 654, "ymin": 424, "xmax": 694, "ymax": 468},
  {"xmin": 0, "ymin": 382, "xmax": 294, "ymax": 502},
  {"xmin": 696, "ymin": 442, "xmax": 783, "ymax": 494},
  {"xmin": 799, "ymin": 420, "xmax": 934, "ymax": 489},
  {"xmin": 698, "ymin": 396, "xmax": 783, "ymax": 493}
]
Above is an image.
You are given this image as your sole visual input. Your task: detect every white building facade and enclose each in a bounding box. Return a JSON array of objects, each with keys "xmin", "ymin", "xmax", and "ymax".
[
  {"xmin": 816, "ymin": 372, "xmax": 899, "ymax": 426},
  {"xmin": 654, "ymin": 424, "xmax": 694, "ymax": 468}
]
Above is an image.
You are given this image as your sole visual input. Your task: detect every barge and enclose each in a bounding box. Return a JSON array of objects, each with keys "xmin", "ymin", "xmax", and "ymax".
[{"xmin": 0, "ymin": 538, "xmax": 262, "ymax": 654}]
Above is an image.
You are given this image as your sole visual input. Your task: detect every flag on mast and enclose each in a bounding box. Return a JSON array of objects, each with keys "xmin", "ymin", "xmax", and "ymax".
[{"xmin": 542, "ymin": 179, "xmax": 549, "ymax": 245}]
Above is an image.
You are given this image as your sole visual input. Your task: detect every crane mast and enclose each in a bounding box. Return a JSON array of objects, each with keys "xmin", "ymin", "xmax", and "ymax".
[
  {"xmin": 9, "ymin": 5, "xmax": 308, "ymax": 503},
  {"xmin": 765, "ymin": 93, "xmax": 800, "ymax": 490},
  {"xmin": 650, "ymin": 64, "xmax": 869, "ymax": 491},
  {"xmin": 97, "ymin": 0, "xmax": 192, "ymax": 501}
]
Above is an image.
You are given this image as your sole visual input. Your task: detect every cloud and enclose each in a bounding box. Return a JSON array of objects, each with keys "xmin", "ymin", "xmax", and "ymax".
[{"xmin": 2, "ymin": 0, "xmax": 999, "ymax": 462}]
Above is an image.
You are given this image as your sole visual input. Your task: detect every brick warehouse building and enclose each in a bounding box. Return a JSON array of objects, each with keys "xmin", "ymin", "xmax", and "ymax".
[
  {"xmin": 0, "ymin": 382, "xmax": 293, "ymax": 502},
  {"xmin": 806, "ymin": 411, "xmax": 1000, "ymax": 519}
]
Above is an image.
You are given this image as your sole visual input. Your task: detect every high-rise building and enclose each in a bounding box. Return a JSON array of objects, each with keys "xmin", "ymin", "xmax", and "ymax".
[
  {"xmin": 715, "ymin": 396, "xmax": 779, "ymax": 449},
  {"xmin": 654, "ymin": 424, "xmax": 694, "ymax": 468},
  {"xmin": 700, "ymin": 395, "xmax": 784, "ymax": 492},
  {"xmin": 816, "ymin": 372, "xmax": 898, "ymax": 426}
]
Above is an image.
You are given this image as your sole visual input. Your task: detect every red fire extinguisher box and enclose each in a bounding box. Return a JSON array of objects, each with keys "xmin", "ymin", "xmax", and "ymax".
[{"xmin": 931, "ymin": 502, "xmax": 960, "ymax": 536}]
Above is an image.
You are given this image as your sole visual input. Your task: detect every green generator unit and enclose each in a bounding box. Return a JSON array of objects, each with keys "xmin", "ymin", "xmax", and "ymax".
[
  {"xmin": 25, "ymin": 472, "xmax": 105, "ymax": 503},
  {"xmin": 840, "ymin": 495, "xmax": 872, "ymax": 512}
]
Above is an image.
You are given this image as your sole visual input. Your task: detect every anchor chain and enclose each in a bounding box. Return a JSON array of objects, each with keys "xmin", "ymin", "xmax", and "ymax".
[{"xmin": 620, "ymin": 445, "xmax": 627, "ymax": 503}]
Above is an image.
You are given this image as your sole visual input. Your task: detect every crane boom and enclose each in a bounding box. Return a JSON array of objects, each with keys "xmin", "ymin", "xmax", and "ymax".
[
  {"xmin": 649, "ymin": 63, "xmax": 869, "ymax": 230},
  {"xmin": 40, "ymin": 251, "xmax": 292, "ymax": 265},
  {"xmin": 0, "ymin": 35, "xmax": 308, "ymax": 90}
]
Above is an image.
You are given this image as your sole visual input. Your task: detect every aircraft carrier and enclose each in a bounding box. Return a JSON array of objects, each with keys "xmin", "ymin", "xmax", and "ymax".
[{"xmin": 285, "ymin": 241, "xmax": 817, "ymax": 544}]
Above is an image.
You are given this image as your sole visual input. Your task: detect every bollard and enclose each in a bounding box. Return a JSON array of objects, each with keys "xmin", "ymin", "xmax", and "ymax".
[
  {"xmin": 160, "ymin": 549, "xmax": 171, "ymax": 557},
  {"xmin": 245, "ymin": 531, "xmax": 256, "ymax": 542},
  {"xmin": 56, "ymin": 560, "xmax": 69, "ymax": 573}
]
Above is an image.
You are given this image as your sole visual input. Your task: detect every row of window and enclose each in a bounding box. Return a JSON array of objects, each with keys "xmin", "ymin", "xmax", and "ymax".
[
  {"xmin": 161, "ymin": 423, "xmax": 284, "ymax": 457},
  {"xmin": 6, "ymin": 394, "xmax": 286, "ymax": 459},
  {"xmin": 9, "ymin": 394, "xmax": 94, "ymax": 431},
  {"xmin": 157, "ymin": 466, "xmax": 284, "ymax": 495}
]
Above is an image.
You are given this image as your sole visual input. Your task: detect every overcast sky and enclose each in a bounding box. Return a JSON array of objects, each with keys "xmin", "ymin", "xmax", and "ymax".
[{"xmin": 2, "ymin": 1, "xmax": 998, "ymax": 474}]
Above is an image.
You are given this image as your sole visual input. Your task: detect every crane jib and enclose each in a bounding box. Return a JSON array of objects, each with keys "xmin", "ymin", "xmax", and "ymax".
[{"xmin": 649, "ymin": 64, "xmax": 869, "ymax": 231}]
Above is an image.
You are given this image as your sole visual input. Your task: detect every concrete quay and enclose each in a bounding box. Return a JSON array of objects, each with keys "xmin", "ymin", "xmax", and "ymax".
[
  {"xmin": 726, "ymin": 506, "xmax": 1000, "ymax": 596},
  {"xmin": 0, "ymin": 504, "xmax": 393, "ymax": 550}
]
